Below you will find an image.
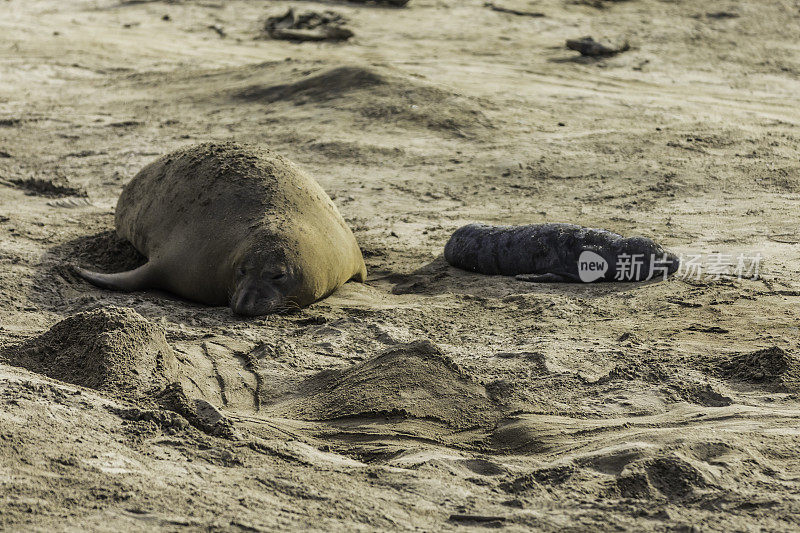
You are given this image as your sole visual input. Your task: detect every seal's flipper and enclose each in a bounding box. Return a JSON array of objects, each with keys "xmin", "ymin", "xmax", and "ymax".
[
  {"xmin": 352, "ymin": 264, "xmax": 367, "ymax": 283},
  {"xmin": 74, "ymin": 263, "xmax": 155, "ymax": 292},
  {"xmin": 515, "ymin": 273, "xmax": 569, "ymax": 283}
]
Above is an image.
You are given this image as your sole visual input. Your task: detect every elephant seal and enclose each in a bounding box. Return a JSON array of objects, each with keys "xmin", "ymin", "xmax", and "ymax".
[
  {"xmin": 444, "ymin": 223, "xmax": 679, "ymax": 283},
  {"xmin": 76, "ymin": 142, "xmax": 367, "ymax": 315}
]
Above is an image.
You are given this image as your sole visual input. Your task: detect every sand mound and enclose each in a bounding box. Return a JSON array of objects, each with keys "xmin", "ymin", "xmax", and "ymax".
[
  {"xmin": 716, "ymin": 346, "xmax": 800, "ymax": 390},
  {"xmin": 501, "ymin": 464, "xmax": 575, "ymax": 493},
  {"xmin": 271, "ymin": 340, "xmax": 501, "ymax": 429},
  {"xmin": 615, "ymin": 455, "xmax": 712, "ymax": 500},
  {"xmin": 233, "ymin": 65, "xmax": 492, "ymax": 136},
  {"xmin": 236, "ymin": 66, "xmax": 385, "ymax": 103},
  {"xmin": 1, "ymin": 307, "xmax": 178, "ymax": 397}
]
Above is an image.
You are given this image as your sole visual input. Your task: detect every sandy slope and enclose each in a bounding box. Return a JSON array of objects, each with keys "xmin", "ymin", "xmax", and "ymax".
[{"xmin": 2, "ymin": 0, "xmax": 800, "ymax": 530}]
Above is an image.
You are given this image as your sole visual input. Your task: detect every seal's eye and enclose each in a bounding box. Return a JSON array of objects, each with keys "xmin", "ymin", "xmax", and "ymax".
[
  {"xmin": 271, "ymin": 272, "xmax": 286, "ymax": 281},
  {"xmin": 238, "ymin": 266, "xmax": 247, "ymax": 277}
]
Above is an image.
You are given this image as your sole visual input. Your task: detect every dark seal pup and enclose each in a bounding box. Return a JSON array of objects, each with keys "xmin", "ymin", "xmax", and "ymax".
[
  {"xmin": 76, "ymin": 142, "xmax": 367, "ymax": 315},
  {"xmin": 444, "ymin": 223, "xmax": 679, "ymax": 282}
]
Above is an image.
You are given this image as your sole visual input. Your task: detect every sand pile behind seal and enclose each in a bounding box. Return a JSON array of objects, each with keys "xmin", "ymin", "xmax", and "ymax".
[
  {"xmin": 232, "ymin": 65, "xmax": 492, "ymax": 137},
  {"xmin": 68, "ymin": 230, "xmax": 146, "ymax": 275},
  {"xmin": 270, "ymin": 340, "xmax": 501, "ymax": 429},
  {"xmin": 1, "ymin": 307, "xmax": 178, "ymax": 397}
]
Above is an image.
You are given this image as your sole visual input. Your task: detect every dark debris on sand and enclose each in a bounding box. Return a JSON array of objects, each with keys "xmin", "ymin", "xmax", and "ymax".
[
  {"xmin": 345, "ymin": 0, "xmax": 409, "ymax": 5},
  {"xmin": 6, "ymin": 169, "xmax": 88, "ymax": 198},
  {"xmin": 566, "ymin": 36, "xmax": 630, "ymax": 57},
  {"xmin": 263, "ymin": 8, "xmax": 353, "ymax": 42},
  {"xmin": 571, "ymin": 0, "xmax": 631, "ymax": 8},
  {"xmin": 484, "ymin": 2, "xmax": 545, "ymax": 17}
]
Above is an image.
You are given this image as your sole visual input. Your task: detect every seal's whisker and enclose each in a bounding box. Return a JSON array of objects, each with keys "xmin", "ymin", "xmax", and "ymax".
[{"xmin": 274, "ymin": 300, "xmax": 302, "ymax": 314}]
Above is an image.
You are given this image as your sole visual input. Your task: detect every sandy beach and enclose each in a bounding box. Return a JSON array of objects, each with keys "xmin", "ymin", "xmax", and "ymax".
[{"xmin": 2, "ymin": 0, "xmax": 800, "ymax": 530}]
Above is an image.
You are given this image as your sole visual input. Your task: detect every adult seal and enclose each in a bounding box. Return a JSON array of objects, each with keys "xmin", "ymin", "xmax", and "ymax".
[
  {"xmin": 444, "ymin": 223, "xmax": 680, "ymax": 283},
  {"xmin": 76, "ymin": 142, "xmax": 367, "ymax": 315}
]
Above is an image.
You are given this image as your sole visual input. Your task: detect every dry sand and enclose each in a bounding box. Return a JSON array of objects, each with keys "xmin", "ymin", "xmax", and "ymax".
[{"xmin": 2, "ymin": 0, "xmax": 800, "ymax": 530}]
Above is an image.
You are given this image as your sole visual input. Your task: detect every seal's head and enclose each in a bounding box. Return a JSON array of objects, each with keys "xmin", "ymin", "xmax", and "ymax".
[
  {"xmin": 228, "ymin": 229, "xmax": 314, "ymax": 316},
  {"xmin": 230, "ymin": 256, "xmax": 302, "ymax": 316},
  {"xmin": 613, "ymin": 236, "xmax": 681, "ymax": 281}
]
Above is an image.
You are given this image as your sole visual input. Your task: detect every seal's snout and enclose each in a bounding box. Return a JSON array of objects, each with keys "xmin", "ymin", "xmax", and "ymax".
[
  {"xmin": 665, "ymin": 251, "xmax": 681, "ymax": 275},
  {"xmin": 231, "ymin": 284, "xmax": 282, "ymax": 316}
]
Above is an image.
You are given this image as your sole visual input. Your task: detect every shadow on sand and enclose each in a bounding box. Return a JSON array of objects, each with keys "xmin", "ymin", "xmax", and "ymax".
[{"xmin": 387, "ymin": 255, "xmax": 664, "ymax": 299}]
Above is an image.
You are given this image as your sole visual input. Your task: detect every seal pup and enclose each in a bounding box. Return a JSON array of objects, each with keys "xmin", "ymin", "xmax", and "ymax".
[
  {"xmin": 444, "ymin": 223, "xmax": 679, "ymax": 282},
  {"xmin": 76, "ymin": 142, "xmax": 367, "ymax": 315}
]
